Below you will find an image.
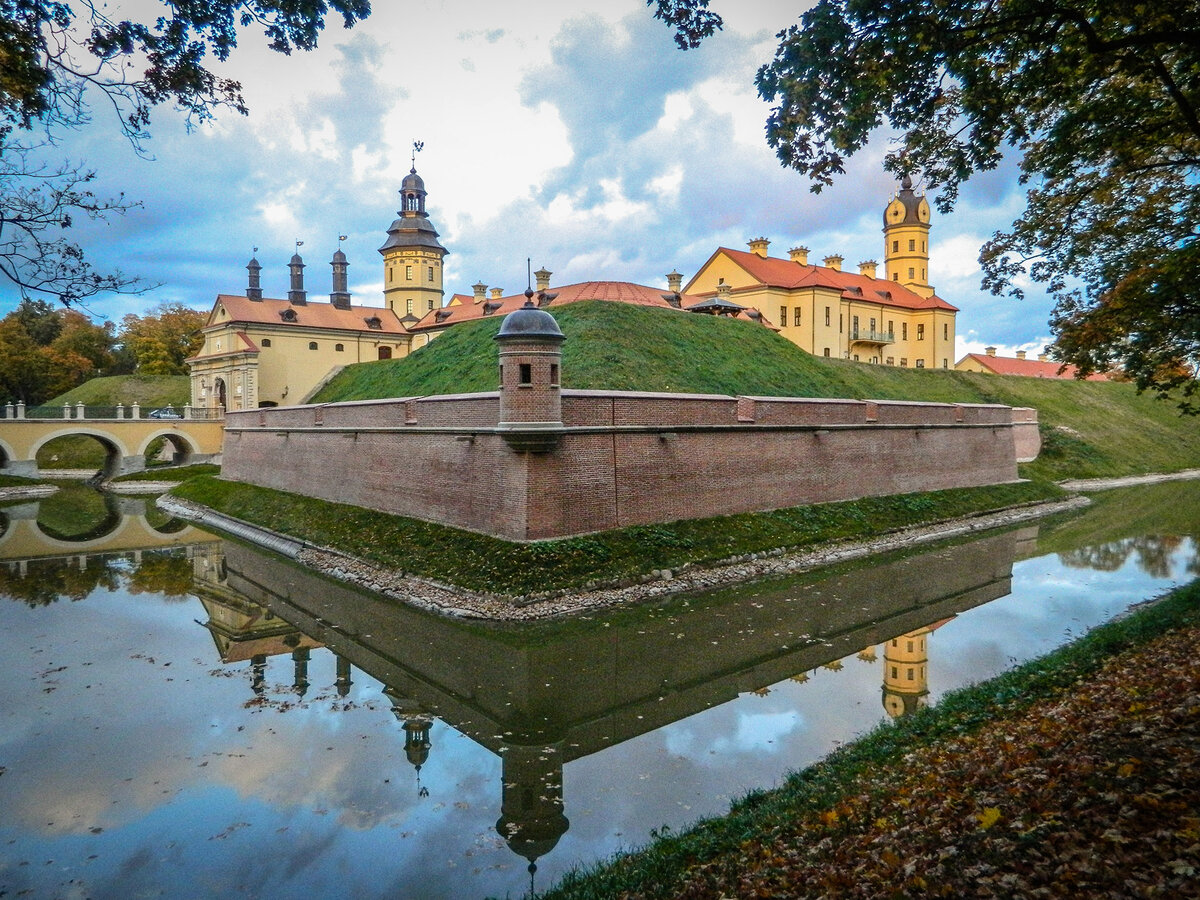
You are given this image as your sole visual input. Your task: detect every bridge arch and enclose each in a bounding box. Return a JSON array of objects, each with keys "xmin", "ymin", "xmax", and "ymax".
[
  {"xmin": 137, "ymin": 430, "xmax": 200, "ymax": 466},
  {"xmin": 31, "ymin": 428, "xmax": 130, "ymax": 477}
]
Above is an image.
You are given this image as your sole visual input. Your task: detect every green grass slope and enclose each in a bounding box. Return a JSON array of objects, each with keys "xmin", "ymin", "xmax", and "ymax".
[
  {"xmin": 312, "ymin": 302, "xmax": 1200, "ymax": 481},
  {"xmin": 47, "ymin": 374, "xmax": 190, "ymax": 409}
]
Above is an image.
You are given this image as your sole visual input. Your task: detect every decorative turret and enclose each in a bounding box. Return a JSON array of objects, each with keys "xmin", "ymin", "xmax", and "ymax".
[
  {"xmin": 246, "ymin": 255, "xmax": 263, "ymax": 301},
  {"xmin": 379, "ymin": 145, "xmax": 447, "ymax": 317},
  {"xmin": 535, "ymin": 267, "xmax": 552, "ymax": 292},
  {"xmin": 330, "ymin": 248, "xmax": 351, "ymax": 310},
  {"xmin": 494, "ymin": 291, "xmax": 566, "ymax": 453},
  {"xmin": 882, "ymin": 625, "xmax": 931, "ymax": 718},
  {"xmin": 496, "ymin": 742, "xmax": 570, "ymax": 883},
  {"xmin": 288, "ymin": 252, "xmax": 307, "ymax": 305},
  {"xmin": 883, "ymin": 173, "xmax": 933, "ymax": 298}
]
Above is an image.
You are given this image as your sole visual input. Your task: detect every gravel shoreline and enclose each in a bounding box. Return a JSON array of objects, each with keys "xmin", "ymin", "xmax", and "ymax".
[{"xmin": 157, "ymin": 493, "xmax": 1090, "ymax": 621}]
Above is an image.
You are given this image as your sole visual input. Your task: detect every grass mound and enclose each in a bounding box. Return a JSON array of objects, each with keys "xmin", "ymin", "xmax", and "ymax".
[
  {"xmin": 309, "ymin": 302, "xmax": 1200, "ymax": 482},
  {"xmin": 46, "ymin": 374, "xmax": 190, "ymax": 409}
]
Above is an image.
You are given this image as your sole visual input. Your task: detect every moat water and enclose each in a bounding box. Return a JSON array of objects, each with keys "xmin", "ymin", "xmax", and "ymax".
[{"xmin": 1, "ymin": 482, "xmax": 1197, "ymax": 899}]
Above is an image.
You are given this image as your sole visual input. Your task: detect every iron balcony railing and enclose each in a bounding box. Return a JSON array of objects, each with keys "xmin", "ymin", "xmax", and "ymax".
[{"xmin": 849, "ymin": 329, "xmax": 894, "ymax": 344}]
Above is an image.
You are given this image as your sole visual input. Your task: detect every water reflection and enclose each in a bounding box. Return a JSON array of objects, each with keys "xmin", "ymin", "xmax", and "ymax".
[{"xmin": 0, "ymin": 481, "xmax": 1197, "ymax": 899}]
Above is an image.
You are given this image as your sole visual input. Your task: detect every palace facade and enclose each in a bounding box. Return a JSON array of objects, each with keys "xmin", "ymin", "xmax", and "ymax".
[{"xmin": 188, "ymin": 169, "xmax": 960, "ymax": 411}]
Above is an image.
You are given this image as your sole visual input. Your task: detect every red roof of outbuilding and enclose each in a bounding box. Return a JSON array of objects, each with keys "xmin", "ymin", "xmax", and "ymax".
[{"xmin": 958, "ymin": 353, "xmax": 1108, "ymax": 380}]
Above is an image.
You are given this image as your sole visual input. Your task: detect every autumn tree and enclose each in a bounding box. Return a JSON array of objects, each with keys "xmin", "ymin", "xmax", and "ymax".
[
  {"xmin": 119, "ymin": 302, "xmax": 205, "ymax": 375},
  {"xmin": 0, "ymin": 1, "xmax": 373, "ymax": 307},
  {"xmin": 741, "ymin": 0, "xmax": 1200, "ymax": 410}
]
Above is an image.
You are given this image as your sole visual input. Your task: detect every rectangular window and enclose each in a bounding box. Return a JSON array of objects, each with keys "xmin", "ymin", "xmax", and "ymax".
[
  {"xmin": 550, "ymin": 363, "xmax": 559, "ymax": 385},
  {"xmin": 519, "ymin": 363, "xmax": 532, "ymax": 384},
  {"xmin": 908, "ymin": 239, "xmax": 915, "ymax": 252},
  {"xmin": 780, "ymin": 306, "xmax": 787, "ymax": 327},
  {"xmin": 406, "ymin": 299, "xmax": 413, "ymax": 315},
  {"xmin": 944, "ymin": 323, "xmax": 949, "ymax": 340},
  {"xmin": 902, "ymin": 322, "xmax": 908, "ymax": 340},
  {"xmin": 888, "ymin": 319, "xmax": 894, "ymax": 336},
  {"xmin": 886, "ymin": 357, "xmax": 894, "ymax": 365},
  {"xmin": 823, "ymin": 348, "xmax": 830, "ymax": 357},
  {"xmin": 405, "ymin": 265, "xmax": 413, "ymax": 280},
  {"xmin": 917, "ymin": 323, "xmax": 925, "ymax": 340},
  {"xmin": 869, "ymin": 317, "xmax": 876, "ymax": 332},
  {"xmin": 893, "ymin": 273, "xmax": 899, "ymax": 281},
  {"xmin": 852, "ymin": 315, "xmax": 859, "ymax": 333},
  {"xmin": 839, "ymin": 314, "xmax": 843, "ymax": 333},
  {"xmin": 916, "ymin": 359, "xmax": 925, "ymax": 368},
  {"xmin": 428, "ymin": 299, "xmax": 435, "ymax": 311},
  {"xmin": 908, "ymin": 267, "xmax": 915, "ymax": 279},
  {"xmin": 900, "ymin": 357, "xmax": 908, "ymax": 366},
  {"xmin": 428, "ymin": 266, "xmax": 434, "ymax": 281},
  {"xmin": 793, "ymin": 307, "xmax": 801, "ymax": 327},
  {"xmin": 892, "ymin": 240, "xmax": 899, "ymax": 253},
  {"xmin": 825, "ymin": 306, "xmax": 831, "ymax": 327}
]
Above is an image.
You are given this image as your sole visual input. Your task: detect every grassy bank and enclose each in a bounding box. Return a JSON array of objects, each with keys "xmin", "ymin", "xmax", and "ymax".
[
  {"xmin": 110, "ymin": 463, "xmax": 221, "ymax": 483},
  {"xmin": 47, "ymin": 374, "xmax": 189, "ymax": 409},
  {"xmin": 535, "ymin": 578, "xmax": 1200, "ymax": 899},
  {"xmin": 311, "ymin": 302, "xmax": 1200, "ymax": 482},
  {"xmin": 169, "ymin": 476, "xmax": 1063, "ymax": 595}
]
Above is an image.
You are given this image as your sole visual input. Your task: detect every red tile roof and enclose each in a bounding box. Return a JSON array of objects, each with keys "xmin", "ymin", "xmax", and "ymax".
[
  {"xmin": 208, "ymin": 294, "xmax": 410, "ymax": 335},
  {"xmin": 693, "ymin": 247, "xmax": 959, "ymax": 312},
  {"xmin": 408, "ymin": 281, "xmax": 776, "ymax": 331},
  {"xmin": 958, "ymin": 353, "xmax": 1108, "ymax": 380}
]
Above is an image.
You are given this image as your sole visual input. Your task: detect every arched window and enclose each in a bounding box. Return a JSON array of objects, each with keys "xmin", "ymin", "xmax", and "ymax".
[
  {"xmin": 261, "ymin": 338, "xmax": 271, "ymax": 347},
  {"xmin": 308, "ymin": 341, "xmax": 318, "ymax": 350},
  {"xmin": 378, "ymin": 347, "xmax": 392, "ymax": 360},
  {"xmin": 335, "ymin": 343, "xmax": 344, "ymax": 352}
]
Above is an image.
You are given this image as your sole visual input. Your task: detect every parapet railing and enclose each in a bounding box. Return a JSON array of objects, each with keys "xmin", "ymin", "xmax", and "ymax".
[{"xmin": 2, "ymin": 402, "xmax": 225, "ymax": 421}]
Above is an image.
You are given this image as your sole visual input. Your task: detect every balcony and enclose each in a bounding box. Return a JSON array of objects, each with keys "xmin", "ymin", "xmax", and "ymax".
[{"xmin": 849, "ymin": 329, "xmax": 894, "ymax": 346}]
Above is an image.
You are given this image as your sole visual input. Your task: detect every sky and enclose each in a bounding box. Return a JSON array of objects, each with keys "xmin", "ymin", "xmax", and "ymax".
[{"xmin": 4, "ymin": 0, "xmax": 1055, "ymax": 359}]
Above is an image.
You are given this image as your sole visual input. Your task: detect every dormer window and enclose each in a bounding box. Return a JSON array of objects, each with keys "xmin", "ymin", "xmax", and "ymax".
[
  {"xmin": 483, "ymin": 301, "xmax": 504, "ymax": 315},
  {"xmin": 280, "ymin": 308, "xmax": 298, "ymax": 323},
  {"xmin": 435, "ymin": 309, "xmax": 452, "ymax": 322},
  {"xmin": 364, "ymin": 316, "xmax": 382, "ymax": 330}
]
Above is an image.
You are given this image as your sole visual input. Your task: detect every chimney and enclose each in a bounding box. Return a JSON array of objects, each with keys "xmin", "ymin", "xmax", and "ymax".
[
  {"xmin": 788, "ymin": 246, "xmax": 809, "ymax": 265},
  {"xmin": 472, "ymin": 281, "xmax": 487, "ymax": 303},
  {"xmin": 666, "ymin": 269, "xmax": 683, "ymax": 292},
  {"xmin": 823, "ymin": 254, "xmax": 844, "ymax": 271},
  {"xmin": 246, "ymin": 256, "xmax": 263, "ymax": 301},
  {"xmin": 748, "ymin": 237, "xmax": 770, "ymax": 258},
  {"xmin": 490, "ymin": 287, "xmax": 504, "ymax": 300},
  {"xmin": 288, "ymin": 253, "xmax": 307, "ymax": 305},
  {"xmin": 1016, "ymin": 350, "xmax": 1026, "ymax": 360},
  {"xmin": 534, "ymin": 267, "xmax": 552, "ymax": 292},
  {"xmin": 1038, "ymin": 349, "xmax": 1049, "ymax": 361},
  {"xmin": 717, "ymin": 282, "xmax": 732, "ymax": 300},
  {"xmin": 330, "ymin": 250, "xmax": 351, "ymax": 310},
  {"xmin": 985, "ymin": 346, "xmax": 997, "ymax": 356},
  {"xmin": 858, "ymin": 260, "xmax": 877, "ymax": 279}
]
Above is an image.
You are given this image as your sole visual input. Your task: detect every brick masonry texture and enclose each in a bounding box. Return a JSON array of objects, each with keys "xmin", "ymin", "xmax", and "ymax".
[{"xmin": 222, "ymin": 391, "xmax": 1038, "ymax": 540}]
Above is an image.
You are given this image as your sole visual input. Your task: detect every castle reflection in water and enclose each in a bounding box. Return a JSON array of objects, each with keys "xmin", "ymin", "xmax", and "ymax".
[{"xmin": 2, "ymin": 485, "xmax": 1194, "ymax": 877}]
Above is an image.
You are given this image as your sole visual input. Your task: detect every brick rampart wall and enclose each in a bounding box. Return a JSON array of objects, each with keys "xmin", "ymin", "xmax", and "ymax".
[{"xmin": 222, "ymin": 390, "xmax": 1033, "ymax": 540}]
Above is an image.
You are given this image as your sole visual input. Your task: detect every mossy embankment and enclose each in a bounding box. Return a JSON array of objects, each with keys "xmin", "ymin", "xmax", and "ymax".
[
  {"xmin": 167, "ymin": 477, "xmax": 1064, "ymax": 596},
  {"xmin": 46, "ymin": 374, "xmax": 189, "ymax": 409},
  {"xmin": 313, "ymin": 302, "xmax": 1200, "ymax": 482},
  {"xmin": 532, "ymin": 579, "xmax": 1200, "ymax": 899}
]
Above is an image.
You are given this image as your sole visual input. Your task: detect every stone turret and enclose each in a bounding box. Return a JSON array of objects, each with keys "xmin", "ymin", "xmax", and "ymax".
[
  {"xmin": 288, "ymin": 253, "xmax": 306, "ymax": 305},
  {"xmin": 494, "ymin": 291, "xmax": 566, "ymax": 452}
]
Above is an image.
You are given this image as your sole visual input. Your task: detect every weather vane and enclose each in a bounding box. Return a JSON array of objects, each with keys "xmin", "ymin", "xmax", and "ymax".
[
  {"xmin": 338, "ymin": 234, "xmax": 347, "ymax": 247},
  {"xmin": 412, "ymin": 140, "xmax": 424, "ymax": 169},
  {"xmin": 295, "ymin": 240, "xmax": 304, "ymax": 250}
]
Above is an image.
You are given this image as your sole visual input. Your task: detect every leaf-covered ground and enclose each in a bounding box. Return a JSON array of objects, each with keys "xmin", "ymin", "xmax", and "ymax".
[{"xmin": 613, "ymin": 620, "xmax": 1200, "ymax": 899}]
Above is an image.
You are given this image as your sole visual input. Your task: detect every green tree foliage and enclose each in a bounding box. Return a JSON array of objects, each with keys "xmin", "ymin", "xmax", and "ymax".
[
  {"xmin": 119, "ymin": 302, "xmax": 205, "ymax": 375},
  {"xmin": 747, "ymin": 0, "xmax": 1200, "ymax": 410}
]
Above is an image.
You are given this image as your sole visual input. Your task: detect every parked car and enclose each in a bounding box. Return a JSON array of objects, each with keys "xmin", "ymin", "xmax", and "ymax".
[{"xmin": 148, "ymin": 407, "xmax": 182, "ymax": 419}]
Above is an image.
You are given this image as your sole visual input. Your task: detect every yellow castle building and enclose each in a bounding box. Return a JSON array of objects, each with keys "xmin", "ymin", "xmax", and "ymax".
[
  {"xmin": 187, "ymin": 165, "xmax": 446, "ymax": 410},
  {"xmin": 188, "ymin": 170, "xmax": 959, "ymax": 411},
  {"xmin": 684, "ymin": 174, "xmax": 958, "ymax": 368}
]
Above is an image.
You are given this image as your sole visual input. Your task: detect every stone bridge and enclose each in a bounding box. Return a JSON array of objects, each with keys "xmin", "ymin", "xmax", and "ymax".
[{"xmin": 0, "ymin": 403, "xmax": 224, "ymax": 478}]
